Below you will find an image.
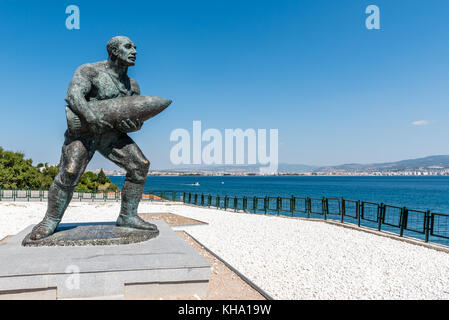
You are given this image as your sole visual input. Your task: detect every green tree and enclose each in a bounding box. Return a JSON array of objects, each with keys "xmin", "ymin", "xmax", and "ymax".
[
  {"xmin": 98, "ymin": 169, "xmax": 108, "ymax": 184},
  {"xmin": 0, "ymin": 146, "xmax": 119, "ymax": 192},
  {"xmin": 75, "ymin": 171, "xmax": 119, "ymax": 193},
  {"xmin": 39, "ymin": 163, "xmax": 59, "ymax": 189},
  {"xmin": 0, "ymin": 147, "xmax": 43, "ymax": 189},
  {"xmin": 76, "ymin": 171, "xmax": 99, "ymax": 192}
]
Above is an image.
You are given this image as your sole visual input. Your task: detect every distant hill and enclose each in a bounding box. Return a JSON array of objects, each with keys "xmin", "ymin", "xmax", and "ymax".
[
  {"xmin": 315, "ymin": 155, "xmax": 449, "ymax": 173},
  {"xmin": 162, "ymin": 163, "xmax": 318, "ymax": 173},
  {"xmin": 152, "ymin": 155, "xmax": 449, "ymax": 174},
  {"xmin": 279, "ymin": 163, "xmax": 319, "ymax": 172}
]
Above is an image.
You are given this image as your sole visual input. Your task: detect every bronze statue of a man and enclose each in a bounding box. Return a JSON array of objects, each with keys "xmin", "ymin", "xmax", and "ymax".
[{"xmin": 30, "ymin": 36, "xmax": 162, "ymax": 240}]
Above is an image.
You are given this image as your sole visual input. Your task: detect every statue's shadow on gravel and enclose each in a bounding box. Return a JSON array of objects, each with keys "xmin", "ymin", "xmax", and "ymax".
[{"xmin": 22, "ymin": 222, "xmax": 159, "ymax": 247}]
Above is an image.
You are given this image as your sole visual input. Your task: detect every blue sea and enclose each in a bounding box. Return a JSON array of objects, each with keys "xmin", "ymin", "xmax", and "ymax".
[
  {"xmin": 109, "ymin": 176, "xmax": 449, "ymax": 213},
  {"xmin": 109, "ymin": 175, "xmax": 449, "ymax": 246}
]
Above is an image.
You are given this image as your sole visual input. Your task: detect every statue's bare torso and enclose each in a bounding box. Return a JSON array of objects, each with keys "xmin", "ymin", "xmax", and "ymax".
[{"xmin": 69, "ymin": 61, "xmax": 140, "ymax": 103}]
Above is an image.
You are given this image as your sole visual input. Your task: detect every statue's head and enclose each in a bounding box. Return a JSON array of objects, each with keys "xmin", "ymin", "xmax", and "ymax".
[{"xmin": 107, "ymin": 36, "xmax": 137, "ymax": 66}]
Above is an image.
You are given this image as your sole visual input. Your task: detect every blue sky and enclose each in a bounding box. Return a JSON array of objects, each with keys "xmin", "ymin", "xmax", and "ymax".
[{"xmin": 0, "ymin": 0, "xmax": 448, "ymax": 169}]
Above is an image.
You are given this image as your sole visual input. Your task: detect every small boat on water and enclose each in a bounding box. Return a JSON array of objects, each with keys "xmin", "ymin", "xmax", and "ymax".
[{"xmin": 193, "ymin": 182, "xmax": 200, "ymax": 186}]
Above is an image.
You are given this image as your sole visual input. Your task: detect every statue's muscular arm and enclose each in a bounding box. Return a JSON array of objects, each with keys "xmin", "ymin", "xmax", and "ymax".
[{"xmin": 65, "ymin": 64, "xmax": 113, "ymax": 134}]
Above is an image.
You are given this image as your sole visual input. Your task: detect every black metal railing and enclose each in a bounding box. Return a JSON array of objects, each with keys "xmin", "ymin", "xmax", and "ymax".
[
  {"xmin": 1, "ymin": 188, "xmax": 448, "ymax": 247},
  {"xmin": 179, "ymin": 191, "xmax": 449, "ymax": 247}
]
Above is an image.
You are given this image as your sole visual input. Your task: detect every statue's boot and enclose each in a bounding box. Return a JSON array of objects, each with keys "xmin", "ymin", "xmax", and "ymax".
[
  {"xmin": 116, "ymin": 181, "xmax": 157, "ymax": 230},
  {"xmin": 29, "ymin": 184, "xmax": 74, "ymax": 240}
]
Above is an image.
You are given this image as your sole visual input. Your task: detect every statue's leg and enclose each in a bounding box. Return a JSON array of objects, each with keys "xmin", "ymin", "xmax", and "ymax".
[
  {"xmin": 97, "ymin": 132, "xmax": 156, "ymax": 230},
  {"xmin": 30, "ymin": 132, "xmax": 95, "ymax": 240}
]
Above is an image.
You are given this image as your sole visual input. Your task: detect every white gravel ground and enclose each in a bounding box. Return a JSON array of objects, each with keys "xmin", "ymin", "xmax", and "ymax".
[{"xmin": 1, "ymin": 201, "xmax": 449, "ymax": 300}]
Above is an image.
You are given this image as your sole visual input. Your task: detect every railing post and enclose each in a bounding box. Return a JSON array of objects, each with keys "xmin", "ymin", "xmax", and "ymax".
[
  {"xmin": 430, "ymin": 213, "xmax": 434, "ymax": 240},
  {"xmin": 357, "ymin": 200, "xmax": 361, "ymax": 227},
  {"xmin": 216, "ymin": 196, "xmax": 220, "ymax": 209},
  {"xmin": 306, "ymin": 197, "xmax": 310, "ymax": 218},
  {"xmin": 276, "ymin": 197, "xmax": 280, "ymax": 216},
  {"xmin": 243, "ymin": 197, "xmax": 247, "ymax": 212},
  {"xmin": 425, "ymin": 210, "xmax": 431, "ymax": 243},
  {"xmin": 377, "ymin": 203, "xmax": 384, "ymax": 231},
  {"xmin": 253, "ymin": 196, "xmax": 257, "ymax": 213},
  {"xmin": 224, "ymin": 196, "xmax": 228, "ymax": 210},
  {"xmin": 340, "ymin": 198, "xmax": 345, "ymax": 223},
  {"xmin": 323, "ymin": 197, "xmax": 327, "ymax": 221},
  {"xmin": 264, "ymin": 196, "xmax": 268, "ymax": 215},
  {"xmin": 208, "ymin": 194, "xmax": 212, "ymax": 207},
  {"xmin": 234, "ymin": 197, "xmax": 238, "ymax": 212},
  {"xmin": 290, "ymin": 195, "xmax": 295, "ymax": 216},
  {"xmin": 403, "ymin": 207, "xmax": 409, "ymax": 230},
  {"xmin": 399, "ymin": 207, "xmax": 408, "ymax": 237},
  {"xmin": 361, "ymin": 201, "xmax": 365, "ymax": 220},
  {"xmin": 183, "ymin": 192, "xmax": 186, "ymax": 203}
]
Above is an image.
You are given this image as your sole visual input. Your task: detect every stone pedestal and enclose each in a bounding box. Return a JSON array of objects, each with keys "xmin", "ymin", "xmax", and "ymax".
[{"xmin": 0, "ymin": 220, "xmax": 210, "ymax": 299}]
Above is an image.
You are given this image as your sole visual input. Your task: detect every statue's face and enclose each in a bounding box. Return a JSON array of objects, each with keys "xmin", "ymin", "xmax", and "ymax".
[{"xmin": 114, "ymin": 38, "xmax": 137, "ymax": 66}]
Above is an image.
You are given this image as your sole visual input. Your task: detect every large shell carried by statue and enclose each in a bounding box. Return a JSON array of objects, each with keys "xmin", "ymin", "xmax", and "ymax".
[{"xmin": 65, "ymin": 95, "xmax": 172, "ymax": 136}]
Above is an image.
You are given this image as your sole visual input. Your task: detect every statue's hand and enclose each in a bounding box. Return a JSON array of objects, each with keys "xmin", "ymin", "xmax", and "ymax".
[
  {"xmin": 87, "ymin": 117, "xmax": 114, "ymax": 135},
  {"xmin": 118, "ymin": 118, "xmax": 142, "ymax": 133}
]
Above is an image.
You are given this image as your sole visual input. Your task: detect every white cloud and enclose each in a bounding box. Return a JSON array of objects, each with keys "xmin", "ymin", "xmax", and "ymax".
[{"xmin": 412, "ymin": 120, "xmax": 429, "ymax": 126}]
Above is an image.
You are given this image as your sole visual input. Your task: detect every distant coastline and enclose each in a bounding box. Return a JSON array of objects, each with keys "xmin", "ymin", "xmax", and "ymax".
[
  {"xmin": 90, "ymin": 155, "xmax": 449, "ymax": 177},
  {"xmin": 97, "ymin": 170, "xmax": 449, "ymax": 177}
]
